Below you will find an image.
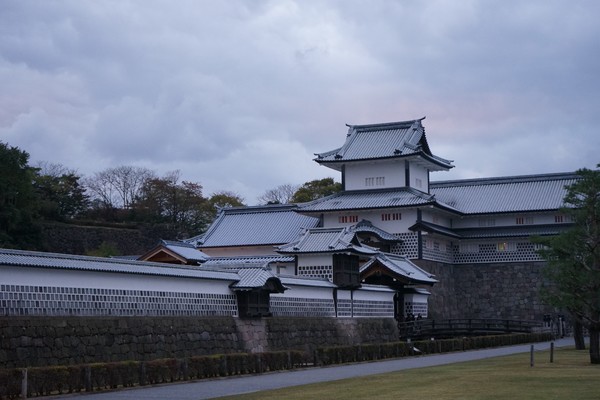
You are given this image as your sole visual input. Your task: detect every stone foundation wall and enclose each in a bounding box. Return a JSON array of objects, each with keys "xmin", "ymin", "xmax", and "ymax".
[
  {"xmin": 0, "ymin": 316, "xmax": 399, "ymax": 368},
  {"xmin": 424, "ymin": 261, "xmax": 557, "ymax": 320},
  {"xmin": 40, "ymin": 223, "xmax": 178, "ymax": 255}
]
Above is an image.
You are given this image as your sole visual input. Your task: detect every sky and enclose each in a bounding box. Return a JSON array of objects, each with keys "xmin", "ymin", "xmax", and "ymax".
[{"xmin": 2, "ymin": 1, "xmax": 599, "ymax": 205}]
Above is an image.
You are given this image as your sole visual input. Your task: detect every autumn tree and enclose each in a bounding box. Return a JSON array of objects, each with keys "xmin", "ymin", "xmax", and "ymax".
[
  {"xmin": 291, "ymin": 177, "xmax": 342, "ymax": 203},
  {"xmin": 536, "ymin": 165, "xmax": 600, "ymax": 364},
  {"xmin": 133, "ymin": 171, "xmax": 211, "ymax": 237}
]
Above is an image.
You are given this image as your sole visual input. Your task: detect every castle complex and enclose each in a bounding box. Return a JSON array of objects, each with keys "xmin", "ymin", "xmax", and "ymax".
[{"xmin": 1, "ymin": 118, "xmax": 577, "ymax": 322}]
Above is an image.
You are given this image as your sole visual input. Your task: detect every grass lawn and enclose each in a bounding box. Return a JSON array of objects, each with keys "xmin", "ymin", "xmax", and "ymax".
[{"xmin": 217, "ymin": 348, "xmax": 600, "ymax": 400}]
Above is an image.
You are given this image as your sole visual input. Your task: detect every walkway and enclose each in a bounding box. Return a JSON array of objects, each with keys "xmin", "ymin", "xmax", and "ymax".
[{"xmin": 51, "ymin": 338, "xmax": 573, "ymax": 400}]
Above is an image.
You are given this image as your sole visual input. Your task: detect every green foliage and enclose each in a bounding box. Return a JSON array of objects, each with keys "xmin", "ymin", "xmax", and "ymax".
[
  {"xmin": 534, "ymin": 164, "xmax": 600, "ymax": 362},
  {"xmin": 0, "ymin": 141, "xmax": 41, "ymax": 249},
  {"xmin": 291, "ymin": 178, "xmax": 342, "ymax": 203},
  {"xmin": 86, "ymin": 241, "xmax": 120, "ymax": 257},
  {"xmin": 0, "ymin": 336, "xmax": 551, "ymax": 397},
  {"xmin": 34, "ymin": 171, "xmax": 89, "ymax": 221}
]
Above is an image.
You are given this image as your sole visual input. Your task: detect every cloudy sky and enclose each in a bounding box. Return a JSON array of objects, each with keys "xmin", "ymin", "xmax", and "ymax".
[{"xmin": 2, "ymin": 1, "xmax": 599, "ymax": 204}]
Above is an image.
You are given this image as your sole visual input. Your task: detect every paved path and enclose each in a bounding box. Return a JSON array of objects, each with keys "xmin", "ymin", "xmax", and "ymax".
[{"xmin": 51, "ymin": 338, "xmax": 573, "ymax": 400}]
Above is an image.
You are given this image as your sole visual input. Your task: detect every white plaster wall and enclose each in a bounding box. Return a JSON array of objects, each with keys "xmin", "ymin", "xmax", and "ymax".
[
  {"xmin": 344, "ymin": 161, "xmax": 405, "ymax": 190},
  {"xmin": 297, "ymin": 254, "xmax": 332, "ymax": 267},
  {"xmin": 451, "ymin": 211, "xmax": 566, "ymax": 229},
  {"xmin": 353, "ymin": 287, "xmax": 395, "ymax": 302},
  {"xmin": 272, "ymin": 284, "xmax": 334, "ymax": 300},
  {"xmin": 322, "ymin": 209, "xmax": 417, "ymax": 233},
  {"xmin": 201, "ymin": 246, "xmax": 279, "ymax": 257},
  {"xmin": 1, "ymin": 265, "xmax": 234, "ymax": 295},
  {"xmin": 421, "ymin": 210, "xmax": 452, "ymax": 228},
  {"xmin": 409, "ymin": 163, "xmax": 429, "ymax": 192}
]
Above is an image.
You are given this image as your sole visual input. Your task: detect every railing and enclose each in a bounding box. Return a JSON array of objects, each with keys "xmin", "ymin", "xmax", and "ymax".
[{"xmin": 398, "ymin": 318, "xmax": 545, "ymax": 340}]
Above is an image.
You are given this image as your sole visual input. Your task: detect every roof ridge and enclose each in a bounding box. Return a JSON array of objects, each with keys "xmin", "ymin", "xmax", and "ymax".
[
  {"xmin": 431, "ymin": 171, "xmax": 580, "ymax": 188},
  {"xmin": 345, "ymin": 118, "xmax": 425, "ymax": 131}
]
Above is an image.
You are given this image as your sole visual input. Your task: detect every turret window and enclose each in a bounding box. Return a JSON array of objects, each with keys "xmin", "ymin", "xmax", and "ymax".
[
  {"xmin": 516, "ymin": 216, "xmax": 534, "ymax": 225},
  {"xmin": 365, "ymin": 177, "xmax": 385, "ymax": 187},
  {"xmin": 339, "ymin": 215, "xmax": 358, "ymax": 223},
  {"xmin": 381, "ymin": 213, "xmax": 402, "ymax": 221}
]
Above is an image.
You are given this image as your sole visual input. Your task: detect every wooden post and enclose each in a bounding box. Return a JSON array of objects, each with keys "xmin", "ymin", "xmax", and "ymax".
[
  {"xmin": 21, "ymin": 368, "xmax": 27, "ymax": 399},
  {"xmin": 550, "ymin": 342, "xmax": 554, "ymax": 363},
  {"xmin": 530, "ymin": 345, "xmax": 534, "ymax": 367}
]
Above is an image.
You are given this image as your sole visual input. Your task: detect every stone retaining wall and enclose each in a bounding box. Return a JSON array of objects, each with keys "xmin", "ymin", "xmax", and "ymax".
[
  {"xmin": 0, "ymin": 316, "xmax": 399, "ymax": 368},
  {"xmin": 424, "ymin": 261, "xmax": 557, "ymax": 320}
]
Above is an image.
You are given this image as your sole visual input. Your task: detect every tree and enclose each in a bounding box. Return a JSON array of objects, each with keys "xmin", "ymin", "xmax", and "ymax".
[
  {"xmin": 33, "ymin": 162, "xmax": 89, "ymax": 220},
  {"xmin": 85, "ymin": 166, "xmax": 155, "ymax": 210},
  {"xmin": 0, "ymin": 142, "xmax": 41, "ymax": 248},
  {"xmin": 536, "ymin": 164, "xmax": 600, "ymax": 364},
  {"xmin": 133, "ymin": 171, "xmax": 211, "ymax": 237},
  {"xmin": 208, "ymin": 191, "xmax": 245, "ymax": 210},
  {"xmin": 257, "ymin": 184, "xmax": 299, "ymax": 205},
  {"xmin": 291, "ymin": 177, "xmax": 342, "ymax": 203}
]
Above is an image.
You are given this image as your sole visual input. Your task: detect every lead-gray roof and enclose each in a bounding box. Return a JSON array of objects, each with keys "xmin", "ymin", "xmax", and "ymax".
[
  {"xmin": 314, "ymin": 119, "xmax": 453, "ymax": 171},
  {"xmin": 360, "ymin": 253, "xmax": 438, "ymax": 285},
  {"xmin": 138, "ymin": 240, "xmax": 210, "ymax": 263},
  {"xmin": 277, "ymin": 227, "xmax": 379, "ymax": 255},
  {"xmin": 229, "ymin": 267, "xmax": 286, "ymax": 292},
  {"xmin": 0, "ymin": 248, "xmax": 239, "ymax": 281},
  {"xmin": 192, "ymin": 204, "xmax": 320, "ymax": 248},
  {"xmin": 297, "ymin": 187, "xmax": 454, "ymax": 213},
  {"xmin": 202, "ymin": 255, "xmax": 294, "ymax": 268},
  {"xmin": 410, "ymin": 221, "xmax": 572, "ymax": 239},
  {"xmin": 430, "ymin": 172, "xmax": 579, "ymax": 214}
]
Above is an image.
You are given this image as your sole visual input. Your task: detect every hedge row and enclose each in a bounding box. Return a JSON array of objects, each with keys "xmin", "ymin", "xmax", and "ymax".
[
  {"xmin": 314, "ymin": 332, "xmax": 554, "ymax": 366},
  {"xmin": 0, "ymin": 333, "xmax": 553, "ymax": 399},
  {"xmin": 0, "ymin": 351, "xmax": 307, "ymax": 399}
]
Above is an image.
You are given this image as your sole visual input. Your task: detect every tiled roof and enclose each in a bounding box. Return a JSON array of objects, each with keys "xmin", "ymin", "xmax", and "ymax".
[
  {"xmin": 454, "ymin": 224, "xmax": 573, "ymax": 239},
  {"xmin": 0, "ymin": 248, "xmax": 238, "ymax": 281},
  {"xmin": 279, "ymin": 275, "xmax": 338, "ymax": 288},
  {"xmin": 430, "ymin": 172, "xmax": 579, "ymax": 214},
  {"xmin": 360, "ymin": 253, "xmax": 438, "ymax": 285},
  {"xmin": 161, "ymin": 240, "xmax": 210, "ymax": 262},
  {"xmin": 202, "ymin": 255, "xmax": 294, "ymax": 268},
  {"xmin": 409, "ymin": 221, "xmax": 462, "ymax": 239},
  {"xmin": 314, "ymin": 119, "xmax": 453, "ymax": 171},
  {"xmin": 277, "ymin": 227, "xmax": 379, "ymax": 255},
  {"xmin": 297, "ymin": 187, "xmax": 449, "ymax": 212},
  {"xmin": 354, "ymin": 219, "xmax": 402, "ymax": 242},
  {"xmin": 410, "ymin": 221, "xmax": 572, "ymax": 239},
  {"xmin": 229, "ymin": 267, "xmax": 286, "ymax": 292},
  {"xmin": 191, "ymin": 204, "xmax": 320, "ymax": 248}
]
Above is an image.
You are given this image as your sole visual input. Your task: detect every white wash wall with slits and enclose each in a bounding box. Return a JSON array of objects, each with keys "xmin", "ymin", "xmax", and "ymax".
[
  {"xmin": 296, "ymin": 253, "xmax": 333, "ymax": 280},
  {"xmin": 1, "ymin": 265, "xmax": 238, "ymax": 317},
  {"xmin": 344, "ymin": 160, "xmax": 406, "ymax": 190}
]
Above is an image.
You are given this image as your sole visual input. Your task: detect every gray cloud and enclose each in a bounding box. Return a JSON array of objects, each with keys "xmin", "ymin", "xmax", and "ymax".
[{"xmin": 1, "ymin": 0, "xmax": 599, "ymax": 203}]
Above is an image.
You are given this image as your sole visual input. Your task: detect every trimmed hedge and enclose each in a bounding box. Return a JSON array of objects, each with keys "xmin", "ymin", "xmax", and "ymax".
[
  {"xmin": 314, "ymin": 332, "xmax": 553, "ymax": 366},
  {"xmin": 0, "ymin": 333, "xmax": 552, "ymax": 399},
  {"xmin": 0, "ymin": 350, "xmax": 308, "ymax": 399}
]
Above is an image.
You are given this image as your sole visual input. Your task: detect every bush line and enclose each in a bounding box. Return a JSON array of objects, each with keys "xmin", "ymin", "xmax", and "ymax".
[{"xmin": 0, "ymin": 333, "xmax": 553, "ymax": 399}]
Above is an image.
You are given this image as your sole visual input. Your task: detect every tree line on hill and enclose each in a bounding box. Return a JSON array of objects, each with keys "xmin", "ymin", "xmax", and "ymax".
[{"xmin": 0, "ymin": 141, "xmax": 341, "ymax": 251}]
